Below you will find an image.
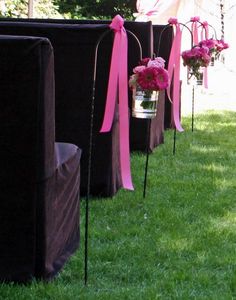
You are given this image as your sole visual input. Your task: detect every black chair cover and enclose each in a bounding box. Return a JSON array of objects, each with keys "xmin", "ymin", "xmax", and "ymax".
[
  {"xmin": 0, "ymin": 19, "xmax": 173, "ymax": 196},
  {"xmin": 0, "ymin": 35, "xmax": 81, "ymax": 282}
]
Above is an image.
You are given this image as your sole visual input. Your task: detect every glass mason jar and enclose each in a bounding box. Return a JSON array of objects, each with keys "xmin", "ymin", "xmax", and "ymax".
[
  {"xmin": 196, "ymin": 69, "xmax": 203, "ymax": 85},
  {"xmin": 187, "ymin": 67, "xmax": 203, "ymax": 86}
]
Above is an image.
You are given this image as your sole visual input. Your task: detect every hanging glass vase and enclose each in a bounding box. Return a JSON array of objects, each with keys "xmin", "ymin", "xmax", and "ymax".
[
  {"xmin": 196, "ymin": 69, "xmax": 203, "ymax": 85},
  {"xmin": 187, "ymin": 67, "xmax": 203, "ymax": 86},
  {"xmin": 132, "ymin": 86, "xmax": 159, "ymax": 119}
]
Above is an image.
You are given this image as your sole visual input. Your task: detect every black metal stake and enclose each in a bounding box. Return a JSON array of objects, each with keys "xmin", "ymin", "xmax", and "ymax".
[
  {"xmin": 143, "ymin": 119, "xmax": 151, "ymax": 198},
  {"xmin": 84, "ymin": 29, "xmax": 111, "ymax": 285},
  {"xmin": 192, "ymin": 84, "xmax": 195, "ymax": 132},
  {"xmin": 84, "ymin": 193, "xmax": 89, "ymax": 285},
  {"xmin": 173, "ymin": 128, "xmax": 177, "ymax": 155},
  {"xmin": 84, "ymin": 81, "xmax": 96, "ymax": 286}
]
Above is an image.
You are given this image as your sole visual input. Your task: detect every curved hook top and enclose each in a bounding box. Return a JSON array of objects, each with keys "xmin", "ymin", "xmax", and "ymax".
[
  {"xmin": 126, "ymin": 29, "xmax": 143, "ymax": 61},
  {"xmin": 155, "ymin": 22, "xmax": 193, "ymax": 57},
  {"xmin": 185, "ymin": 19, "xmax": 218, "ymax": 41},
  {"xmin": 93, "ymin": 26, "xmax": 143, "ymax": 82}
]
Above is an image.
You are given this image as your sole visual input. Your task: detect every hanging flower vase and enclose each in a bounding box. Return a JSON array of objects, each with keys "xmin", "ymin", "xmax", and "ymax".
[
  {"xmin": 132, "ymin": 86, "xmax": 159, "ymax": 119},
  {"xmin": 187, "ymin": 67, "xmax": 203, "ymax": 86}
]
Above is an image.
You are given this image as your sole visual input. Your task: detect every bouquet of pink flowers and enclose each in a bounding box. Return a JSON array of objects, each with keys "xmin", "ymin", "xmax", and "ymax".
[
  {"xmin": 129, "ymin": 57, "xmax": 169, "ymax": 93},
  {"xmin": 199, "ymin": 38, "xmax": 229, "ymax": 60},
  {"xmin": 181, "ymin": 46, "xmax": 211, "ymax": 80}
]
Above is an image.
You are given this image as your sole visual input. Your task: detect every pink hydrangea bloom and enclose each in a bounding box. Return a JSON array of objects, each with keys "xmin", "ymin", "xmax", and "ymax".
[{"xmin": 147, "ymin": 57, "xmax": 165, "ymax": 68}]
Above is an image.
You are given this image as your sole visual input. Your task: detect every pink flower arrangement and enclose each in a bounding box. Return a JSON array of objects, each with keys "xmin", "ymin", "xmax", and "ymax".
[
  {"xmin": 129, "ymin": 57, "xmax": 169, "ymax": 92},
  {"xmin": 182, "ymin": 36, "xmax": 229, "ymax": 81},
  {"xmin": 181, "ymin": 45, "xmax": 211, "ymax": 79},
  {"xmin": 199, "ymin": 38, "xmax": 229, "ymax": 60}
]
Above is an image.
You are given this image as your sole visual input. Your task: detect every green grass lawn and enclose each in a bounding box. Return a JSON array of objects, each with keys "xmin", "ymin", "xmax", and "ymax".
[{"xmin": 1, "ymin": 110, "xmax": 236, "ymax": 299}]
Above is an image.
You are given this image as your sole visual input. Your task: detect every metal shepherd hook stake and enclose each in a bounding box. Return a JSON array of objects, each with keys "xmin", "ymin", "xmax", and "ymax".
[{"xmin": 85, "ymin": 17, "xmax": 143, "ymax": 284}]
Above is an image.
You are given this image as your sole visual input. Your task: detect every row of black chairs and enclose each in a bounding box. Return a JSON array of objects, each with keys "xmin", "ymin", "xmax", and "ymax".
[{"xmin": 0, "ymin": 18, "xmax": 173, "ymax": 283}]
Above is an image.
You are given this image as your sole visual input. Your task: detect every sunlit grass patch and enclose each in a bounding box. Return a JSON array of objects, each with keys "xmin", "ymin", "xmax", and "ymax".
[{"xmin": 0, "ymin": 110, "xmax": 236, "ymax": 299}]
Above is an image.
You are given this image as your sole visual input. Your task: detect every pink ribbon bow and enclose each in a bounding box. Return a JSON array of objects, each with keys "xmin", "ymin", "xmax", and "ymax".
[
  {"xmin": 100, "ymin": 15, "xmax": 134, "ymax": 190},
  {"xmin": 168, "ymin": 17, "xmax": 178, "ymax": 25},
  {"xmin": 167, "ymin": 18, "xmax": 184, "ymax": 132}
]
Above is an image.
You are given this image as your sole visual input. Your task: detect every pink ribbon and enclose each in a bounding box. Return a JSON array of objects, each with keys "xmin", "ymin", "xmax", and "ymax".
[
  {"xmin": 190, "ymin": 16, "xmax": 200, "ymax": 45},
  {"xmin": 201, "ymin": 21, "xmax": 209, "ymax": 89},
  {"xmin": 167, "ymin": 18, "xmax": 184, "ymax": 132},
  {"xmin": 201, "ymin": 21, "xmax": 209, "ymax": 40},
  {"xmin": 100, "ymin": 15, "xmax": 133, "ymax": 190}
]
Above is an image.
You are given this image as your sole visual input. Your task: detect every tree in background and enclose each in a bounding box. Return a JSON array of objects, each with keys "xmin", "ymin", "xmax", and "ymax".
[
  {"xmin": 54, "ymin": 0, "xmax": 136, "ymax": 20},
  {"xmin": 0, "ymin": 0, "xmax": 136, "ymax": 20},
  {"xmin": 0, "ymin": 0, "xmax": 62, "ymax": 18}
]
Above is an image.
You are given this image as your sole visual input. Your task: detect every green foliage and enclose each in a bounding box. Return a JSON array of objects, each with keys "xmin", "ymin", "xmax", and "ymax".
[
  {"xmin": 34, "ymin": 0, "xmax": 62, "ymax": 18},
  {"xmin": 54, "ymin": 0, "xmax": 137, "ymax": 20},
  {"xmin": 0, "ymin": 0, "xmax": 62, "ymax": 18},
  {"xmin": 0, "ymin": 0, "xmax": 28, "ymax": 18},
  {"xmin": 0, "ymin": 110, "xmax": 236, "ymax": 298},
  {"xmin": 0, "ymin": 0, "xmax": 136, "ymax": 20}
]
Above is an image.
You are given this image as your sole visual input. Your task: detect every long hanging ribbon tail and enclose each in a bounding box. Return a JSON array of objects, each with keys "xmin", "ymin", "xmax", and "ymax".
[
  {"xmin": 100, "ymin": 15, "xmax": 133, "ymax": 190},
  {"xmin": 118, "ymin": 32, "xmax": 133, "ymax": 189},
  {"xmin": 167, "ymin": 23, "xmax": 184, "ymax": 132},
  {"xmin": 192, "ymin": 21, "xmax": 199, "ymax": 45},
  {"xmin": 201, "ymin": 22, "xmax": 209, "ymax": 89},
  {"xmin": 201, "ymin": 22, "xmax": 209, "ymax": 40}
]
